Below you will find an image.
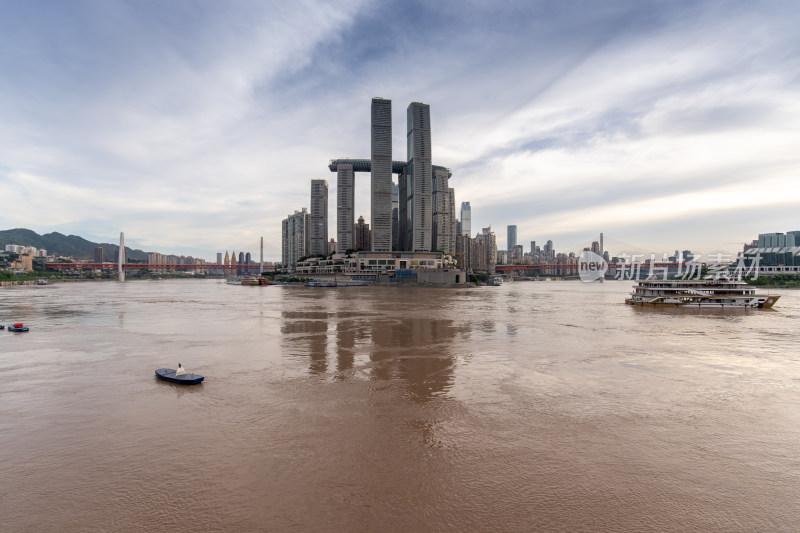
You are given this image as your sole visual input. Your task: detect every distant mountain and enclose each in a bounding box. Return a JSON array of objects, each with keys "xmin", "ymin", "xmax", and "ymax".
[{"xmin": 0, "ymin": 228, "xmax": 149, "ymax": 261}]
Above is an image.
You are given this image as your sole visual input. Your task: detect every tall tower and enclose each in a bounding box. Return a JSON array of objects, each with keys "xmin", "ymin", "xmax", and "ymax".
[
  {"xmin": 336, "ymin": 163, "xmax": 354, "ymax": 252},
  {"xmin": 432, "ymin": 167, "xmax": 454, "ymax": 254},
  {"xmin": 371, "ymin": 98, "xmax": 392, "ymax": 252},
  {"xmin": 460, "ymin": 202, "xmax": 471, "ymax": 236},
  {"xmin": 507, "ymin": 225, "xmax": 517, "ymax": 251},
  {"xmin": 282, "ymin": 208, "xmax": 310, "ymax": 270},
  {"xmin": 118, "ymin": 232, "xmax": 125, "ymax": 282},
  {"xmin": 391, "ymin": 182, "xmax": 399, "ymax": 251},
  {"xmin": 407, "ymin": 102, "xmax": 432, "ymax": 252},
  {"xmin": 310, "ymin": 179, "xmax": 328, "ymax": 255}
]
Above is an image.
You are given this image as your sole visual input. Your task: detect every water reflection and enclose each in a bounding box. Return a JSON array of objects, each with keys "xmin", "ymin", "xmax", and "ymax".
[
  {"xmin": 280, "ymin": 303, "xmax": 465, "ymax": 402},
  {"xmin": 280, "ymin": 311, "xmax": 329, "ymax": 374}
]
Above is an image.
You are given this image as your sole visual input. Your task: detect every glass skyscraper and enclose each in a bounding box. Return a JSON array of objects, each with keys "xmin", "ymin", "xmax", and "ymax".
[
  {"xmin": 460, "ymin": 202, "xmax": 471, "ymax": 237},
  {"xmin": 371, "ymin": 98, "xmax": 392, "ymax": 252},
  {"xmin": 507, "ymin": 225, "xmax": 517, "ymax": 250},
  {"xmin": 406, "ymin": 102, "xmax": 432, "ymax": 252}
]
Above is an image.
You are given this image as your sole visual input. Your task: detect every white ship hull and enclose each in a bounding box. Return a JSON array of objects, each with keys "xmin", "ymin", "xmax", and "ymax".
[{"xmin": 625, "ymin": 280, "xmax": 779, "ymax": 308}]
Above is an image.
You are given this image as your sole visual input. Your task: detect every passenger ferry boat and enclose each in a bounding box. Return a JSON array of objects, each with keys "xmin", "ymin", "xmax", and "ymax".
[{"xmin": 625, "ymin": 279, "xmax": 780, "ymax": 308}]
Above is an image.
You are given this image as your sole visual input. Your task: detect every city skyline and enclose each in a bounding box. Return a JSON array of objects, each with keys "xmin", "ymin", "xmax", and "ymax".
[{"xmin": 1, "ymin": 1, "xmax": 799, "ymax": 259}]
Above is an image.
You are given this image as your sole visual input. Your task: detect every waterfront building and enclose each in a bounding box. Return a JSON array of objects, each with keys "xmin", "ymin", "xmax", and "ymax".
[
  {"xmin": 10, "ymin": 253, "xmax": 33, "ymax": 272},
  {"xmin": 94, "ymin": 246, "xmax": 104, "ymax": 264},
  {"xmin": 406, "ymin": 102, "xmax": 432, "ymax": 252},
  {"xmin": 448, "ymin": 189, "xmax": 456, "ymax": 254},
  {"xmin": 329, "ymin": 98, "xmax": 453, "ymax": 254},
  {"xmin": 544, "ymin": 240, "xmax": 554, "ymax": 259},
  {"xmin": 295, "ymin": 253, "xmax": 358, "ymax": 276},
  {"xmin": 392, "ymin": 182, "xmax": 399, "ymax": 251},
  {"xmin": 433, "ymin": 170, "xmax": 456, "ymax": 254},
  {"xmin": 479, "ymin": 227, "xmax": 497, "ymax": 273},
  {"xmin": 497, "ymin": 250, "xmax": 508, "ymax": 265},
  {"xmin": 741, "ymin": 230, "xmax": 800, "ymax": 274},
  {"xmin": 229, "ymin": 251, "xmax": 237, "ymax": 276},
  {"xmin": 336, "ymin": 163, "xmax": 355, "ymax": 252},
  {"xmin": 471, "ymin": 236, "xmax": 488, "ymax": 273},
  {"xmin": 282, "ymin": 208, "xmax": 310, "ymax": 270},
  {"xmin": 507, "ymin": 225, "xmax": 517, "ymax": 251},
  {"xmin": 355, "ymin": 215, "xmax": 371, "ymax": 251},
  {"xmin": 310, "ymin": 179, "xmax": 329, "ymax": 255},
  {"xmin": 455, "ymin": 233, "xmax": 471, "ymax": 271},
  {"xmin": 147, "ymin": 252, "xmax": 167, "ymax": 274},
  {"xmin": 460, "ymin": 202, "xmax": 471, "ymax": 236},
  {"xmin": 511, "ymin": 245, "xmax": 523, "ymax": 264},
  {"xmin": 371, "ymin": 98, "xmax": 393, "ymax": 252}
]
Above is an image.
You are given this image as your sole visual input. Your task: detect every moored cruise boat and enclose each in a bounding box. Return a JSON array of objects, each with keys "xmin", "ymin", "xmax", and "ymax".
[{"xmin": 626, "ymin": 279, "xmax": 780, "ymax": 308}]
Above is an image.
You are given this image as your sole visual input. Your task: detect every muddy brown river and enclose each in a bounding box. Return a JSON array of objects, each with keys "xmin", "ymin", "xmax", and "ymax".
[{"xmin": 1, "ymin": 279, "xmax": 799, "ymax": 531}]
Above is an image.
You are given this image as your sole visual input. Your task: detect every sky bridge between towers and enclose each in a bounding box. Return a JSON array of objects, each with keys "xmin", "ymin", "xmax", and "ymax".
[{"xmin": 328, "ymin": 158, "xmax": 452, "ymax": 178}]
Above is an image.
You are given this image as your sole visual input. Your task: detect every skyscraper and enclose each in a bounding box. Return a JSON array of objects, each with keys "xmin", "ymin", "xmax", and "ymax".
[
  {"xmin": 282, "ymin": 208, "xmax": 310, "ymax": 270},
  {"xmin": 507, "ymin": 225, "xmax": 517, "ymax": 251},
  {"xmin": 406, "ymin": 102, "xmax": 432, "ymax": 252},
  {"xmin": 310, "ymin": 179, "xmax": 328, "ymax": 255},
  {"xmin": 336, "ymin": 163, "xmax": 354, "ymax": 251},
  {"xmin": 355, "ymin": 215, "xmax": 371, "ymax": 251},
  {"xmin": 460, "ymin": 202, "xmax": 471, "ymax": 236},
  {"xmin": 371, "ymin": 98, "xmax": 392, "ymax": 252},
  {"xmin": 391, "ymin": 182, "xmax": 399, "ymax": 251},
  {"xmin": 432, "ymin": 168, "xmax": 455, "ymax": 253},
  {"xmin": 94, "ymin": 246, "xmax": 104, "ymax": 264}
]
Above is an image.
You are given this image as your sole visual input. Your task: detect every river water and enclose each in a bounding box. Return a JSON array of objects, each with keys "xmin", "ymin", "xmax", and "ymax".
[{"xmin": 1, "ymin": 279, "xmax": 799, "ymax": 532}]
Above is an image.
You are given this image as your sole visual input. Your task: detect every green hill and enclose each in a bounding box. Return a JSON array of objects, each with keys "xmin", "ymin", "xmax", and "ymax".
[{"xmin": 0, "ymin": 228, "xmax": 148, "ymax": 261}]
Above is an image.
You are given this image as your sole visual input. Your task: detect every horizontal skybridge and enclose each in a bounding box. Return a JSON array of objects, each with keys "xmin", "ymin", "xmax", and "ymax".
[{"xmin": 328, "ymin": 158, "xmax": 451, "ymax": 177}]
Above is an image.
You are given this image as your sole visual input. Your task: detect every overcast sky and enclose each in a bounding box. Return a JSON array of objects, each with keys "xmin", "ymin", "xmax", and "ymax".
[{"xmin": 1, "ymin": 0, "xmax": 798, "ymax": 260}]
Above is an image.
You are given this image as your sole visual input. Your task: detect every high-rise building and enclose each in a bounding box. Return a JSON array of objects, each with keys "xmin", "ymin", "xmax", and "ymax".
[
  {"xmin": 391, "ymin": 182, "xmax": 399, "ymax": 251},
  {"xmin": 432, "ymin": 168, "xmax": 455, "ymax": 254},
  {"xmin": 530, "ymin": 241, "xmax": 536, "ymax": 255},
  {"xmin": 406, "ymin": 102, "xmax": 432, "ymax": 252},
  {"xmin": 511, "ymin": 245, "xmax": 523, "ymax": 263},
  {"xmin": 310, "ymin": 179, "xmax": 329, "ymax": 255},
  {"xmin": 447, "ymin": 188, "xmax": 456, "ymax": 254},
  {"xmin": 371, "ymin": 98, "xmax": 392, "ymax": 252},
  {"xmin": 355, "ymin": 215, "xmax": 371, "ymax": 251},
  {"xmin": 94, "ymin": 246, "xmax": 104, "ymax": 264},
  {"xmin": 507, "ymin": 225, "xmax": 517, "ymax": 251},
  {"xmin": 479, "ymin": 227, "xmax": 497, "ymax": 272},
  {"xmin": 336, "ymin": 163, "xmax": 354, "ymax": 252},
  {"xmin": 460, "ymin": 202, "xmax": 471, "ymax": 236},
  {"xmin": 282, "ymin": 208, "xmax": 310, "ymax": 270}
]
